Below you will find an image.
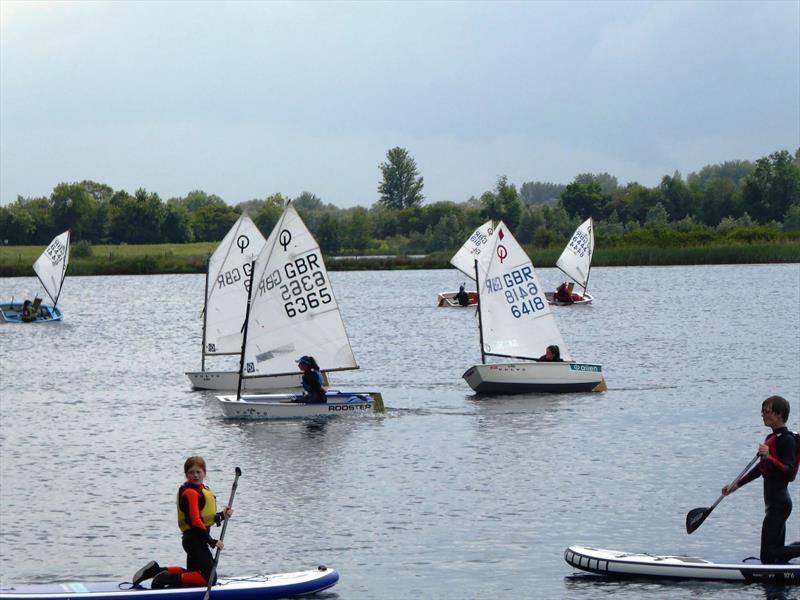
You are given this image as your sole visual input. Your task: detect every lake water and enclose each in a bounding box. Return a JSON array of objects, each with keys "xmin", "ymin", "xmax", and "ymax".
[{"xmin": 1, "ymin": 264, "xmax": 799, "ymax": 600}]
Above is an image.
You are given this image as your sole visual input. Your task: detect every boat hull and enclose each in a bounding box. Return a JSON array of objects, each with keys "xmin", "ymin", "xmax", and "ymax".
[
  {"xmin": 544, "ymin": 292, "xmax": 594, "ymax": 306},
  {"xmin": 217, "ymin": 391, "xmax": 378, "ymax": 419},
  {"xmin": 462, "ymin": 361, "xmax": 606, "ymax": 394},
  {"xmin": 0, "ymin": 302, "xmax": 63, "ymax": 323},
  {"xmin": 436, "ymin": 291, "xmax": 478, "ymax": 308},
  {"xmin": 0, "ymin": 568, "xmax": 339, "ymax": 600},
  {"xmin": 565, "ymin": 545, "xmax": 800, "ymax": 583},
  {"xmin": 186, "ymin": 371, "xmax": 302, "ymax": 392}
]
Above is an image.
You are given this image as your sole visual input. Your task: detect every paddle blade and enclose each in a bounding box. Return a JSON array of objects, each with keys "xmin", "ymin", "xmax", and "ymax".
[{"xmin": 686, "ymin": 507, "xmax": 711, "ymax": 534}]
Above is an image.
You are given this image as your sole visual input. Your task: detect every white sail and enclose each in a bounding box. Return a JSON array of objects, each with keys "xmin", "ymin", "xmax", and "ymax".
[
  {"xmin": 32, "ymin": 230, "xmax": 70, "ymax": 306},
  {"xmin": 555, "ymin": 218, "xmax": 594, "ymax": 291},
  {"xmin": 242, "ymin": 202, "xmax": 357, "ymax": 378},
  {"xmin": 478, "ymin": 222, "xmax": 571, "ymax": 361},
  {"xmin": 205, "ymin": 214, "xmax": 267, "ymax": 355},
  {"xmin": 449, "ymin": 221, "xmax": 494, "ymax": 280}
]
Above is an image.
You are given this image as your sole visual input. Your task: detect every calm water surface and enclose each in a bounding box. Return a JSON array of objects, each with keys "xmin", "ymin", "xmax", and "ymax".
[{"xmin": 1, "ymin": 265, "xmax": 799, "ymax": 600}]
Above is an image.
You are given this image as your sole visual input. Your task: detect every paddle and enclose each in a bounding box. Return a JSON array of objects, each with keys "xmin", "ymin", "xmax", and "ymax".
[
  {"xmin": 202, "ymin": 467, "xmax": 242, "ymax": 600},
  {"xmin": 685, "ymin": 455, "xmax": 759, "ymax": 534}
]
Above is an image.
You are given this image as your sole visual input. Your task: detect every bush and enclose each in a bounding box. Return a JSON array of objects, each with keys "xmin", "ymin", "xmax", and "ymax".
[{"xmin": 72, "ymin": 239, "xmax": 93, "ymax": 258}]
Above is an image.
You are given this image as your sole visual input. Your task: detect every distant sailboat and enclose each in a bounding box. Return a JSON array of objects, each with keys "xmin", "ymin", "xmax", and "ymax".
[
  {"xmin": 217, "ymin": 202, "xmax": 382, "ymax": 418},
  {"xmin": 546, "ymin": 218, "xmax": 595, "ymax": 306},
  {"xmin": 1, "ymin": 230, "xmax": 70, "ymax": 323},
  {"xmin": 462, "ymin": 221, "xmax": 606, "ymax": 394},
  {"xmin": 436, "ymin": 221, "xmax": 493, "ymax": 308}
]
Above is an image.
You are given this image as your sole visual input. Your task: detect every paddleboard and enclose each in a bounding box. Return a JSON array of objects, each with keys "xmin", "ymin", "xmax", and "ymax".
[
  {"xmin": 0, "ymin": 567, "xmax": 339, "ymax": 600},
  {"xmin": 565, "ymin": 545, "xmax": 800, "ymax": 583}
]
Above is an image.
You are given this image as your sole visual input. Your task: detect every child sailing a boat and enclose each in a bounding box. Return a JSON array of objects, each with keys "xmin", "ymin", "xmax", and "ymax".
[{"xmin": 297, "ymin": 355, "xmax": 327, "ymax": 403}]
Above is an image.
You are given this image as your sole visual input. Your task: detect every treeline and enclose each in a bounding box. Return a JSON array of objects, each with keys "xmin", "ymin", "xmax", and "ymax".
[{"xmin": 1, "ymin": 148, "xmax": 799, "ymax": 255}]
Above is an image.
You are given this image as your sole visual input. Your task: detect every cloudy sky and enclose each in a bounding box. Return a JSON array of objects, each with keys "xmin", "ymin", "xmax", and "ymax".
[{"xmin": 1, "ymin": 0, "xmax": 798, "ymax": 209}]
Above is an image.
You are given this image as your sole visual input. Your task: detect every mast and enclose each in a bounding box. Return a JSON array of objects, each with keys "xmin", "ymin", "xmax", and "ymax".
[
  {"xmin": 235, "ymin": 261, "xmax": 256, "ymax": 400},
  {"xmin": 200, "ymin": 254, "xmax": 211, "ymax": 372},
  {"xmin": 474, "ymin": 258, "xmax": 486, "ymax": 365}
]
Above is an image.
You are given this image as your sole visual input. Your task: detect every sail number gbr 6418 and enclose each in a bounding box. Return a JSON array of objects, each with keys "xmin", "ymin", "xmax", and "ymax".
[
  {"xmin": 257, "ymin": 252, "xmax": 333, "ymax": 318},
  {"xmin": 485, "ymin": 265, "xmax": 547, "ymax": 318}
]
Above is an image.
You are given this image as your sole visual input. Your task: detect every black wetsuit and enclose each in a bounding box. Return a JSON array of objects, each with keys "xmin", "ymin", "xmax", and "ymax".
[{"xmin": 737, "ymin": 427, "xmax": 800, "ymax": 564}]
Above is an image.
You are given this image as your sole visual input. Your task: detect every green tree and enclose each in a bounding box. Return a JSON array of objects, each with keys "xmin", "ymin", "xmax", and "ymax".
[
  {"xmin": 341, "ymin": 207, "xmax": 372, "ymax": 251},
  {"xmin": 480, "ymin": 176, "xmax": 522, "ymax": 230},
  {"xmin": 742, "ymin": 150, "xmax": 800, "ymax": 223},
  {"xmin": 109, "ymin": 188, "xmax": 166, "ymax": 243},
  {"xmin": 519, "ymin": 181, "xmax": 565, "ymax": 205},
  {"xmin": 253, "ymin": 194, "xmax": 288, "ymax": 236},
  {"xmin": 163, "ymin": 205, "xmax": 195, "ymax": 243},
  {"xmin": 193, "ymin": 204, "xmax": 239, "ymax": 242},
  {"xmin": 378, "ymin": 147, "xmax": 424, "ymax": 209},
  {"xmin": 560, "ymin": 180, "xmax": 608, "ymax": 221},
  {"xmin": 51, "ymin": 182, "xmax": 97, "ymax": 241},
  {"xmin": 316, "ymin": 213, "xmax": 342, "ymax": 254}
]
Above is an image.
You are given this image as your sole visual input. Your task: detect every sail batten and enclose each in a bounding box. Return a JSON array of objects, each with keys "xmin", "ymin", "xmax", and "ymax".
[
  {"xmin": 241, "ymin": 203, "xmax": 358, "ymax": 379},
  {"xmin": 478, "ymin": 222, "xmax": 571, "ymax": 362}
]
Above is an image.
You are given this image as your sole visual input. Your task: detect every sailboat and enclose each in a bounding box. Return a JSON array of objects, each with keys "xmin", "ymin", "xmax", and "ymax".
[
  {"xmin": 462, "ymin": 221, "xmax": 606, "ymax": 394},
  {"xmin": 546, "ymin": 217, "xmax": 594, "ymax": 306},
  {"xmin": 0, "ymin": 230, "xmax": 70, "ymax": 323},
  {"xmin": 217, "ymin": 202, "xmax": 383, "ymax": 419},
  {"xmin": 436, "ymin": 220, "xmax": 493, "ymax": 308},
  {"xmin": 186, "ymin": 214, "xmax": 310, "ymax": 391}
]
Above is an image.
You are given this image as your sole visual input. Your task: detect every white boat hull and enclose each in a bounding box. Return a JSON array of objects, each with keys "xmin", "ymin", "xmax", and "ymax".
[
  {"xmin": 217, "ymin": 391, "xmax": 378, "ymax": 419},
  {"xmin": 186, "ymin": 370, "xmax": 302, "ymax": 391},
  {"xmin": 565, "ymin": 545, "xmax": 800, "ymax": 583},
  {"xmin": 436, "ymin": 290, "xmax": 478, "ymax": 308},
  {"xmin": 463, "ymin": 361, "xmax": 606, "ymax": 394},
  {"xmin": 545, "ymin": 292, "xmax": 594, "ymax": 306},
  {"xmin": 0, "ymin": 302, "xmax": 64, "ymax": 323}
]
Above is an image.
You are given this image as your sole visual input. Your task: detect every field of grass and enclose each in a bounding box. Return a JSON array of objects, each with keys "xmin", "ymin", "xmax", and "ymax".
[{"xmin": 1, "ymin": 241, "xmax": 798, "ymax": 276}]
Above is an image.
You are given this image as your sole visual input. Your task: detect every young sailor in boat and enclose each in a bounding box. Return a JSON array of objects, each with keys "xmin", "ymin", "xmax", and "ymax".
[
  {"xmin": 297, "ymin": 355, "xmax": 327, "ymax": 403},
  {"xmin": 21, "ymin": 299, "xmax": 35, "ymax": 322},
  {"xmin": 455, "ymin": 284, "xmax": 470, "ymax": 306},
  {"xmin": 536, "ymin": 345, "xmax": 564, "ymax": 362},
  {"xmin": 721, "ymin": 395, "xmax": 800, "ymax": 564},
  {"xmin": 132, "ymin": 456, "xmax": 233, "ymax": 588}
]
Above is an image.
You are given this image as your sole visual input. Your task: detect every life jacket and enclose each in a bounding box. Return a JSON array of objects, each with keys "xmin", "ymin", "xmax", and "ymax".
[
  {"xmin": 21, "ymin": 305, "xmax": 35, "ymax": 322},
  {"xmin": 177, "ymin": 483, "xmax": 217, "ymax": 532},
  {"xmin": 760, "ymin": 430, "xmax": 800, "ymax": 481}
]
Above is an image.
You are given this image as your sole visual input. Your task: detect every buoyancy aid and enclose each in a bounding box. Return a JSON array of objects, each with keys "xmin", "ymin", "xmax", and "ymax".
[
  {"xmin": 177, "ymin": 483, "xmax": 217, "ymax": 532},
  {"xmin": 759, "ymin": 429, "xmax": 800, "ymax": 481}
]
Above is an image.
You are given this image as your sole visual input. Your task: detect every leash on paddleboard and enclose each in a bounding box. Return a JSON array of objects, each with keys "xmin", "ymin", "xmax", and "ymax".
[
  {"xmin": 685, "ymin": 455, "xmax": 759, "ymax": 534},
  {"xmin": 202, "ymin": 467, "xmax": 242, "ymax": 600}
]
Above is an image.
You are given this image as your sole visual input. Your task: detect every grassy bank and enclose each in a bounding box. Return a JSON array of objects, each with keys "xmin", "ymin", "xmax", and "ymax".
[{"xmin": 1, "ymin": 241, "xmax": 798, "ymax": 276}]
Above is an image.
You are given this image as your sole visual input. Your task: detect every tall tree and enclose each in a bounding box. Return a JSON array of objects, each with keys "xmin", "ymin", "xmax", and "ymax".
[{"xmin": 378, "ymin": 147, "xmax": 424, "ymax": 209}]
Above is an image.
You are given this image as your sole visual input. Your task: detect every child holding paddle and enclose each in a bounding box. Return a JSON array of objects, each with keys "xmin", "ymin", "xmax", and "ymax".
[
  {"xmin": 132, "ymin": 456, "xmax": 234, "ymax": 588},
  {"xmin": 721, "ymin": 395, "xmax": 800, "ymax": 564}
]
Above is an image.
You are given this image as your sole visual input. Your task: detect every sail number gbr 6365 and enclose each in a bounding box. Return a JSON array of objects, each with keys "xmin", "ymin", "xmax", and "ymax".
[
  {"xmin": 485, "ymin": 265, "xmax": 547, "ymax": 318},
  {"xmin": 257, "ymin": 252, "xmax": 333, "ymax": 318}
]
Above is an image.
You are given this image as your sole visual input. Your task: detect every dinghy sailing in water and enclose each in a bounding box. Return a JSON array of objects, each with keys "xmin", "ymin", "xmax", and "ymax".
[
  {"xmin": 1, "ymin": 230, "xmax": 70, "ymax": 323},
  {"xmin": 185, "ymin": 214, "xmax": 313, "ymax": 392},
  {"xmin": 436, "ymin": 221, "xmax": 493, "ymax": 308},
  {"xmin": 217, "ymin": 202, "xmax": 383, "ymax": 419},
  {"xmin": 546, "ymin": 217, "xmax": 595, "ymax": 306},
  {"xmin": 462, "ymin": 222, "xmax": 606, "ymax": 394}
]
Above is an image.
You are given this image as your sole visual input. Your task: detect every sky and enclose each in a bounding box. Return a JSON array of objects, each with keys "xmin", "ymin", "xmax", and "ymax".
[{"xmin": 1, "ymin": 0, "xmax": 798, "ymax": 209}]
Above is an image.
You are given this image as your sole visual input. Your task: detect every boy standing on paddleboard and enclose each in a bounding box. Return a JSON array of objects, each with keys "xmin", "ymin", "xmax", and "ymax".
[{"xmin": 722, "ymin": 395, "xmax": 800, "ymax": 564}]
